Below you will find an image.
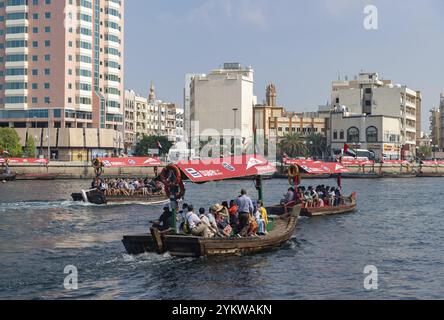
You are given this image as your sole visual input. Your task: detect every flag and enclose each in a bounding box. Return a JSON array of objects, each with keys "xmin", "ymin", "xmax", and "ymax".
[{"xmin": 344, "ymin": 144, "xmax": 357, "ymax": 158}]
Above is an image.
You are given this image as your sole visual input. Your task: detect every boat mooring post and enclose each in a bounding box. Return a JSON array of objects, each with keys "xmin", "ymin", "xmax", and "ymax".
[
  {"xmin": 170, "ymin": 184, "xmax": 179, "ymax": 234},
  {"xmin": 255, "ymin": 175, "xmax": 264, "ymax": 202}
]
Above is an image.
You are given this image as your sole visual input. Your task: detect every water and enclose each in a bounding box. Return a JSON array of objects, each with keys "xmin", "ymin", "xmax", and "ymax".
[{"xmin": 0, "ymin": 178, "xmax": 444, "ymax": 300}]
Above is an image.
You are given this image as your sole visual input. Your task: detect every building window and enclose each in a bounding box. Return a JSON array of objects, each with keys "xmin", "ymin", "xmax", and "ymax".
[
  {"xmin": 366, "ymin": 126, "xmax": 378, "ymax": 143},
  {"xmin": 340, "ymin": 130, "xmax": 345, "ymax": 140},
  {"xmin": 347, "ymin": 127, "xmax": 360, "ymax": 143},
  {"xmin": 333, "ymin": 130, "xmax": 338, "ymax": 140}
]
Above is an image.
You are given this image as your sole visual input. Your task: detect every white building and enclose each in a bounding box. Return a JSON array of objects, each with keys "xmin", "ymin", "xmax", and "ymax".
[
  {"xmin": 190, "ymin": 63, "xmax": 257, "ymax": 143},
  {"xmin": 328, "ymin": 72, "xmax": 421, "ymax": 160}
]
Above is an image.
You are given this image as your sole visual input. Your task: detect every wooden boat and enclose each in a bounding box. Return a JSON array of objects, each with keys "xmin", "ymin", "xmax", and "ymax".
[
  {"xmin": 0, "ymin": 173, "xmax": 16, "ymax": 181},
  {"xmin": 267, "ymin": 193, "xmax": 357, "ymax": 217},
  {"xmin": 300, "ymin": 193, "xmax": 357, "ymax": 217},
  {"xmin": 122, "ymin": 205, "xmax": 301, "ymax": 257},
  {"xmin": 416, "ymin": 172, "xmax": 444, "ymax": 178},
  {"xmin": 16, "ymin": 173, "xmax": 59, "ymax": 181},
  {"xmin": 72, "ymin": 189, "xmax": 169, "ymax": 205}
]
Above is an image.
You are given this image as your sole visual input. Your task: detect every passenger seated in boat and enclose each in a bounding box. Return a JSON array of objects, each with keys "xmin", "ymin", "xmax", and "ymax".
[
  {"xmin": 151, "ymin": 206, "xmax": 172, "ymax": 232},
  {"xmin": 91, "ymin": 178, "xmax": 101, "ymax": 190},
  {"xmin": 334, "ymin": 188, "xmax": 342, "ymax": 206},
  {"xmin": 212, "ymin": 204, "xmax": 232, "ymax": 237},
  {"xmin": 198, "ymin": 208, "xmax": 217, "ymax": 238},
  {"xmin": 248, "ymin": 206, "xmax": 259, "ymax": 237},
  {"xmin": 186, "ymin": 205, "xmax": 211, "ymax": 238},
  {"xmin": 178, "ymin": 203, "xmax": 188, "ymax": 232},
  {"xmin": 280, "ymin": 187, "xmax": 295, "ymax": 206},
  {"xmin": 206, "ymin": 206, "xmax": 222, "ymax": 237},
  {"xmin": 328, "ymin": 187, "xmax": 336, "ymax": 206},
  {"xmin": 257, "ymin": 200, "xmax": 269, "ymax": 235},
  {"xmin": 228, "ymin": 200, "xmax": 239, "ymax": 230},
  {"xmin": 304, "ymin": 191, "xmax": 313, "ymax": 208}
]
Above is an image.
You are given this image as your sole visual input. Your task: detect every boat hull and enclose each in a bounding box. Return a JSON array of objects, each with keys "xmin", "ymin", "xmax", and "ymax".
[
  {"xmin": 1, "ymin": 173, "xmax": 16, "ymax": 181},
  {"xmin": 268, "ymin": 193, "xmax": 357, "ymax": 218},
  {"xmin": 122, "ymin": 205, "xmax": 301, "ymax": 257}
]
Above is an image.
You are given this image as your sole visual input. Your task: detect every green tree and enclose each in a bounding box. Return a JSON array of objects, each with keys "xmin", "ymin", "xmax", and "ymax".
[
  {"xmin": 279, "ymin": 133, "xmax": 308, "ymax": 158},
  {"xmin": 417, "ymin": 145, "xmax": 432, "ymax": 160},
  {"xmin": 24, "ymin": 135, "xmax": 36, "ymax": 158},
  {"xmin": 134, "ymin": 135, "xmax": 173, "ymax": 156},
  {"xmin": 0, "ymin": 128, "xmax": 23, "ymax": 157},
  {"xmin": 306, "ymin": 133, "xmax": 327, "ymax": 159}
]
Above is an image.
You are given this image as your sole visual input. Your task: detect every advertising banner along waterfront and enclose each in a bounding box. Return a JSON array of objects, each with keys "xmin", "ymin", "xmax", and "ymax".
[
  {"xmin": 176, "ymin": 155, "xmax": 276, "ymax": 183},
  {"xmin": 0, "ymin": 158, "xmax": 49, "ymax": 165},
  {"xmin": 97, "ymin": 157, "xmax": 164, "ymax": 168}
]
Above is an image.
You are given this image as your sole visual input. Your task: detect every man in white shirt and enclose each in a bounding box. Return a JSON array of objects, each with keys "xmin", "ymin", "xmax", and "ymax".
[{"xmin": 186, "ymin": 205, "xmax": 210, "ymax": 238}]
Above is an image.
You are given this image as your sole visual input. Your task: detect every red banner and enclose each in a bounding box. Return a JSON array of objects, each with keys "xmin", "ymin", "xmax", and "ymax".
[
  {"xmin": 98, "ymin": 157, "xmax": 164, "ymax": 168},
  {"xmin": 297, "ymin": 161, "xmax": 350, "ymax": 174},
  {"xmin": 0, "ymin": 158, "xmax": 49, "ymax": 165},
  {"xmin": 176, "ymin": 155, "xmax": 276, "ymax": 183},
  {"xmin": 283, "ymin": 158, "xmax": 314, "ymax": 166},
  {"xmin": 421, "ymin": 160, "xmax": 444, "ymax": 166}
]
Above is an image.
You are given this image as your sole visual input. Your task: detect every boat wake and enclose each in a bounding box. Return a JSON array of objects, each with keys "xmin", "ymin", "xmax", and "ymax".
[{"xmin": 0, "ymin": 200, "xmax": 96, "ymax": 213}]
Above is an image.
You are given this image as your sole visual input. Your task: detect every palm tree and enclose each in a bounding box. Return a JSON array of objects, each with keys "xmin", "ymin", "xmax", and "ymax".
[
  {"xmin": 306, "ymin": 133, "xmax": 327, "ymax": 159},
  {"xmin": 279, "ymin": 133, "xmax": 308, "ymax": 158}
]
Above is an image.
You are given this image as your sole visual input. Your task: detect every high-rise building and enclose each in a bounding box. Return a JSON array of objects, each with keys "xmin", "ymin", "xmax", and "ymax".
[
  {"xmin": 190, "ymin": 63, "xmax": 257, "ymax": 143},
  {"xmin": 0, "ymin": 0, "xmax": 124, "ymax": 157},
  {"xmin": 430, "ymin": 107, "xmax": 440, "ymax": 149},
  {"xmin": 328, "ymin": 72, "xmax": 421, "ymax": 160},
  {"xmin": 183, "ymin": 73, "xmax": 203, "ymax": 147},
  {"xmin": 440, "ymin": 94, "xmax": 444, "ymax": 149}
]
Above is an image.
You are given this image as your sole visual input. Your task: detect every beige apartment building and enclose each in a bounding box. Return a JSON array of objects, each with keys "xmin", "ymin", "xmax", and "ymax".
[
  {"xmin": 254, "ymin": 84, "xmax": 326, "ymax": 140},
  {"xmin": 124, "ymin": 86, "xmax": 180, "ymax": 153},
  {"xmin": 190, "ymin": 63, "xmax": 257, "ymax": 143},
  {"xmin": 0, "ymin": 0, "xmax": 124, "ymax": 159},
  {"xmin": 328, "ymin": 72, "xmax": 421, "ymax": 160}
]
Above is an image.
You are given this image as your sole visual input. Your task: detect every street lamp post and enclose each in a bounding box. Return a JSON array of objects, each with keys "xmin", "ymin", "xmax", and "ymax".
[
  {"xmin": 47, "ymin": 100, "xmax": 51, "ymax": 161},
  {"xmin": 232, "ymin": 108, "xmax": 238, "ymax": 155}
]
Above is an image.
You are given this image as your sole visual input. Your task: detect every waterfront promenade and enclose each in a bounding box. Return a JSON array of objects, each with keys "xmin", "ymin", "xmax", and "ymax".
[{"xmin": 4, "ymin": 161, "xmax": 444, "ymax": 180}]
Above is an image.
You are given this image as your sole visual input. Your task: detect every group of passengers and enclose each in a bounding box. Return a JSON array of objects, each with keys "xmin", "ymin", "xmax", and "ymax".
[
  {"xmin": 281, "ymin": 185, "xmax": 343, "ymax": 208},
  {"xmin": 152, "ymin": 189, "xmax": 269, "ymax": 239},
  {"xmin": 91, "ymin": 177, "xmax": 164, "ymax": 196}
]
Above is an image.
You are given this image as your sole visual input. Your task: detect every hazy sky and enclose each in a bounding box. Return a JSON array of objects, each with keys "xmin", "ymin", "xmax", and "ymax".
[{"xmin": 125, "ymin": 0, "xmax": 444, "ymax": 132}]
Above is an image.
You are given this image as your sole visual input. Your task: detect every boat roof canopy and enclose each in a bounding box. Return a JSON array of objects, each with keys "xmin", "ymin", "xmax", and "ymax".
[
  {"xmin": 289, "ymin": 160, "xmax": 350, "ymax": 175},
  {"xmin": 175, "ymin": 155, "xmax": 276, "ymax": 183},
  {"xmin": 97, "ymin": 157, "xmax": 164, "ymax": 168}
]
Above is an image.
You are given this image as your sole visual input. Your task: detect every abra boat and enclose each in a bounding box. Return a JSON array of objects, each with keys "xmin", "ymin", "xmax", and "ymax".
[
  {"xmin": 277, "ymin": 159, "xmax": 358, "ymax": 217},
  {"xmin": 122, "ymin": 154, "xmax": 294, "ymax": 257},
  {"xmin": 71, "ymin": 157, "xmax": 168, "ymax": 205},
  {"xmin": 123, "ymin": 206, "xmax": 300, "ymax": 257}
]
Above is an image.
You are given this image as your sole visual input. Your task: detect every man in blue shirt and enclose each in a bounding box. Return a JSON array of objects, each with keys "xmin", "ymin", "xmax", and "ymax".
[{"xmin": 235, "ymin": 189, "xmax": 254, "ymax": 237}]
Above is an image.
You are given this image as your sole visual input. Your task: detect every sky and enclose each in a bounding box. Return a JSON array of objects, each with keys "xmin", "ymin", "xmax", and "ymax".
[{"xmin": 124, "ymin": 0, "xmax": 444, "ymax": 133}]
